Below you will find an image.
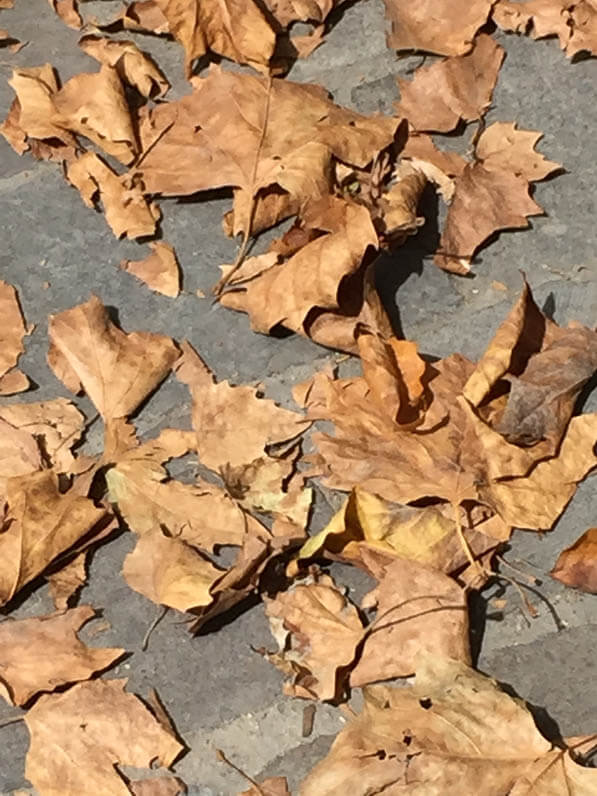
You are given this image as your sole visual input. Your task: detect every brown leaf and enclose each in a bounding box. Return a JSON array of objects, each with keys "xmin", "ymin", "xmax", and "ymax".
[
  {"xmin": 106, "ymin": 456, "xmax": 259, "ymax": 550},
  {"xmin": 179, "ymin": 342, "xmax": 309, "ymax": 472},
  {"xmin": 122, "ymin": 527, "xmax": 224, "ymax": 613},
  {"xmin": 300, "ymin": 655, "xmax": 597, "ymax": 795},
  {"xmin": 0, "ymin": 471, "xmax": 107, "ymax": 606},
  {"xmin": 54, "ymin": 65, "xmax": 138, "ymax": 164},
  {"xmin": 264, "ymin": 573, "xmax": 363, "ymax": 701},
  {"xmin": 48, "ymin": 294, "xmax": 180, "ymax": 421},
  {"xmin": 129, "ymin": 777, "xmax": 187, "ymax": 795},
  {"xmin": 219, "ymin": 197, "xmax": 379, "ymax": 346},
  {"xmin": 24, "ymin": 679, "xmax": 183, "ymax": 795},
  {"xmin": 396, "ymin": 34, "xmax": 505, "ymax": 133},
  {"xmin": 551, "ymin": 528, "xmax": 597, "ymax": 593},
  {"xmin": 48, "ymin": 0, "xmax": 82, "ymax": 28},
  {"xmin": 493, "ymin": 0, "xmax": 597, "ymax": 57},
  {"xmin": 239, "ymin": 776, "xmax": 290, "ymax": 796},
  {"xmin": 47, "ymin": 552, "xmax": 88, "ymax": 609},
  {"xmin": 435, "ymin": 122, "xmax": 561, "ymax": 274},
  {"xmin": 0, "ymin": 397, "xmax": 86, "ymax": 476},
  {"xmin": 66, "ymin": 152, "xmax": 161, "ymax": 239},
  {"xmin": 293, "ymin": 487, "xmax": 504, "ymax": 578},
  {"xmin": 137, "ymin": 67, "xmax": 398, "ymax": 237},
  {"xmin": 2, "ymin": 66, "xmax": 78, "ymax": 161},
  {"xmin": 0, "ymin": 606, "xmax": 124, "ymax": 705},
  {"xmin": 385, "ymin": 0, "xmax": 493, "ymax": 56},
  {"xmin": 121, "ymin": 1, "xmax": 170, "ymax": 34},
  {"xmin": 349, "ymin": 556, "xmax": 470, "ymax": 686},
  {"xmin": 120, "ymin": 241, "xmax": 181, "ymax": 296},
  {"xmin": 153, "ymin": 0, "xmax": 275, "ymax": 76},
  {"xmin": 0, "ymin": 280, "xmax": 30, "ymax": 391},
  {"xmin": 79, "ymin": 35, "xmax": 169, "ymax": 98},
  {"xmin": 464, "ymin": 278, "xmax": 597, "ymax": 454},
  {"xmin": 480, "ymin": 412, "xmax": 597, "ymax": 530}
]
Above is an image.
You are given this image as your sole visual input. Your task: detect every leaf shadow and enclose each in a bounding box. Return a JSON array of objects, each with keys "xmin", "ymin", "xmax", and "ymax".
[{"xmin": 374, "ymin": 183, "xmax": 441, "ymax": 338}]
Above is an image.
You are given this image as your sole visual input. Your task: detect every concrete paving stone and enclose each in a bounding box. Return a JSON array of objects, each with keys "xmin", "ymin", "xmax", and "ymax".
[{"xmin": 0, "ymin": 0, "xmax": 596, "ymax": 793}]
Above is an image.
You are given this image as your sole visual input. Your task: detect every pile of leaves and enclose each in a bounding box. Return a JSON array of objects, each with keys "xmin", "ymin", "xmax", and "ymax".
[{"xmin": 1, "ymin": 0, "xmax": 597, "ymax": 794}]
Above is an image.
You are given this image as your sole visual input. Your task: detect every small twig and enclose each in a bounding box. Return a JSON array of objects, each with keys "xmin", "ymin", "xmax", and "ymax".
[
  {"xmin": 216, "ymin": 748, "xmax": 265, "ymax": 793},
  {"xmin": 0, "ymin": 715, "xmax": 24, "ymax": 729},
  {"xmin": 302, "ymin": 704, "xmax": 316, "ymax": 737},
  {"xmin": 142, "ymin": 605, "xmax": 170, "ymax": 651},
  {"xmin": 496, "ymin": 554, "xmax": 542, "ymax": 586}
]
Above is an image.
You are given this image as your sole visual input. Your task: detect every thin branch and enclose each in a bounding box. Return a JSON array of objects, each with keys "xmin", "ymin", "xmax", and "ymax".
[{"xmin": 216, "ymin": 748, "xmax": 265, "ymax": 793}]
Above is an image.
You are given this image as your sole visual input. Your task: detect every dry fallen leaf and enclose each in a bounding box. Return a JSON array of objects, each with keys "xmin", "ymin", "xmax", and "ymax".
[
  {"xmin": 79, "ymin": 35, "xmax": 169, "ymax": 98},
  {"xmin": 66, "ymin": 152, "xmax": 161, "ymax": 240},
  {"xmin": 301, "ymin": 654, "xmax": 597, "ymax": 795},
  {"xmin": 153, "ymin": 0, "xmax": 276, "ymax": 77},
  {"xmin": 136, "ymin": 66, "xmax": 398, "ymax": 239},
  {"xmin": 0, "ymin": 470, "xmax": 107, "ymax": 606},
  {"xmin": 128, "ymin": 776, "xmax": 188, "ymax": 795},
  {"xmin": 24, "ymin": 679, "xmax": 183, "ymax": 795},
  {"xmin": 385, "ymin": 0, "xmax": 494, "ymax": 56},
  {"xmin": 47, "ymin": 551, "xmax": 89, "ymax": 609},
  {"xmin": 177, "ymin": 341, "xmax": 309, "ymax": 472},
  {"xmin": 396, "ymin": 34, "xmax": 505, "ymax": 133},
  {"xmin": 48, "ymin": 0, "xmax": 82, "ymax": 28},
  {"xmin": 551, "ymin": 528, "xmax": 597, "ymax": 593},
  {"xmin": 239, "ymin": 776, "xmax": 290, "ymax": 796},
  {"xmin": 293, "ymin": 487, "xmax": 504, "ymax": 577},
  {"xmin": 493, "ymin": 0, "xmax": 597, "ymax": 58},
  {"xmin": 120, "ymin": 241, "xmax": 181, "ymax": 296},
  {"xmin": 0, "ymin": 280, "xmax": 30, "ymax": 394},
  {"xmin": 264, "ymin": 573, "xmax": 364, "ymax": 701},
  {"xmin": 0, "ymin": 606, "xmax": 124, "ymax": 705},
  {"xmin": 48, "ymin": 294, "xmax": 180, "ymax": 421},
  {"xmin": 435, "ymin": 122, "xmax": 561, "ymax": 273},
  {"xmin": 349, "ymin": 555, "xmax": 470, "ymax": 686}
]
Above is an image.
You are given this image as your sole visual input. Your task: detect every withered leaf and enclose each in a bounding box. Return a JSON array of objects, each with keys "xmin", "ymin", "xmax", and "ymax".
[
  {"xmin": 79, "ymin": 35, "xmax": 169, "ymax": 98},
  {"xmin": 49, "ymin": 0, "xmax": 82, "ymax": 29},
  {"xmin": 435, "ymin": 122, "xmax": 561, "ymax": 274},
  {"xmin": 464, "ymin": 278, "xmax": 597, "ymax": 454},
  {"xmin": 294, "ymin": 487, "xmax": 504, "ymax": 579},
  {"xmin": 54, "ymin": 65, "xmax": 138, "ymax": 164},
  {"xmin": 121, "ymin": 1, "xmax": 170, "ymax": 35},
  {"xmin": 0, "ymin": 606, "xmax": 124, "ymax": 705},
  {"xmin": 551, "ymin": 528, "xmax": 597, "ymax": 593},
  {"xmin": 239, "ymin": 776, "xmax": 290, "ymax": 796},
  {"xmin": 396, "ymin": 34, "xmax": 505, "ymax": 133},
  {"xmin": 106, "ymin": 455, "xmax": 262, "ymax": 550},
  {"xmin": 220, "ymin": 197, "xmax": 379, "ymax": 346},
  {"xmin": 264, "ymin": 573, "xmax": 364, "ymax": 701},
  {"xmin": 2, "ymin": 65, "xmax": 79, "ymax": 161},
  {"xmin": 0, "ymin": 397, "xmax": 85, "ymax": 476},
  {"xmin": 177, "ymin": 342, "xmax": 309, "ymax": 472},
  {"xmin": 493, "ymin": 0, "xmax": 597, "ymax": 58},
  {"xmin": 47, "ymin": 551, "xmax": 89, "ymax": 609},
  {"xmin": 136, "ymin": 67, "xmax": 398, "ymax": 238},
  {"xmin": 120, "ymin": 241, "xmax": 181, "ymax": 296},
  {"xmin": 24, "ymin": 679, "xmax": 183, "ymax": 795},
  {"xmin": 153, "ymin": 0, "xmax": 275, "ymax": 77},
  {"xmin": 0, "ymin": 280, "xmax": 30, "ymax": 394},
  {"xmin": 66, "ymin": 152, "xmax": 161, "ymax": 239},
  {"xmin": 480, "ymin": 412, "xmax": 597, "ymax": 530},
  {"xmin": 349, "ymin": 555, "xmax": 470, "ymax": 686},
  {"xmin": 385, "ymin": 0, "xmax": 493, "ymax": 56},
  {"xmin": 129, "ymin": 776, "xmax": 188, "ymax": 795},
  {"xmin": 48, "ymin": 294, "xmax": 180, "ymax": 421},
  {"xmin": 0, "ymin": 470, "xmax": 107, "ymax": 606},
  {"xmin": 301, "ymin": 655, "xmax": 597, "ymax": 795},
  {"xmin": 123, "ymin": 527, "xmax": 225, "ymax": 613}
]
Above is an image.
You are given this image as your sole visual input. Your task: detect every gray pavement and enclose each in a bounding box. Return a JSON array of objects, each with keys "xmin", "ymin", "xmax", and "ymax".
[{"xmin": 0, "ymin": 0, "xmax": 596, "ymax": 793}]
